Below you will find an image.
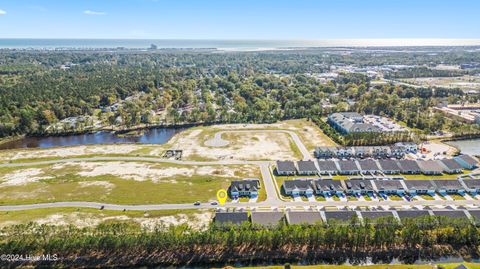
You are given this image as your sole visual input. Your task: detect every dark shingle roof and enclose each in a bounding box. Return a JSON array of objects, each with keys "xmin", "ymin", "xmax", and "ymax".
[
  {"xmin": 398, "ymin": 160, "xmax": 422, "ymax": 172},
  {"xmin": 440, "ymin": 159, "xmax": 464, "ymax": 170},
  {"xmin": 283, "ymin": 179, "xmax": 314, "ymax": 192},
  {"xmin": 467, "ymin": 210, "xmax": 480, "ymax": 220},
  {"xmin": 344, "ymin": 180, "xmax": 374, "ymax": 191},
  {"xmin": 276, "ymin": 161, "xmax": 296, "ymax": 173},
  {"xmin": 433, "ymin": 180, "xmax": 464, "ymax": 190},
  {"xmin": 315, "ymin": 180, "xmax": 344, "ymax": 192},
  {"xmin": 230, "ymin": 179, "xmax": 260, "ymax": 192},
  {"xmin": 214, "ymin": 212, "xmax": 249, "ymax": 225},
  {"xmin": 378, "ymin": 160, "xmax": 402, "ymax": 171},
  {"xmin": 404, "ymin": 180, "xmax": 436, "ymax": 190},
  {"xmin": 337, "ymin": 160, "xmax": 359, "ymax": 171},
  {"xmin": 417, "ymin": 160, "xmax": 445, "ymax": 173},
  {"xmin": 463, "ymin": 179, "xmax": 480, "ymax": 189},
  {"xmin": 432, "ymin": 210, "xmax": 468, "ymax": 219},
  {"xmin": 317, "ymin": 160, "xmax": 338, "ymax": 171},
  {"xmin": 358, "ymin": 159, "xmax": 380, "ymax": 171},
  {"xmin": 396, "ymin": 210, "xmax": 431, "ymax": 219},
  {"xmin": 251, "ymin": 212, "xmax": 284, "ymax": 226},
  {"xmin": 296, "ymin": 160, "xmax": 318, "ymax": 173},
  {"xmin": 324, "ymin": 211, "xmax": 357, "ymax": 222},
  {"xmin": 375, "ymin": 180, "xmax": 405, "ymax": 191},
  {"xmin": 455, "ymin": 155, "xmax": 479, "ymax": 166},
  {"xmin": 286, "ymin": 211, "xmax": 322, "ymax": 225},
  {"xmin": 361, "ymin": 211, "xmax": 395, "ymax": 221}
]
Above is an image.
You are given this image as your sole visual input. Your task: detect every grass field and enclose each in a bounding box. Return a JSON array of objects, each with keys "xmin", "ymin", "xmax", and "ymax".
[
  {"xmin": 0, "ymin": 162, "xmax": 262, "ymax": 205},
  {"xmin": 0, "ymin": 207, "xmax": 213, "ymax": 228}
]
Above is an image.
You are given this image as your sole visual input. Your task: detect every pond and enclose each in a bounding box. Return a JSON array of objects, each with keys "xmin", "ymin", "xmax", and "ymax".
[
  {"xmin": 446, "ymin": 138, "xmax": 480, "ymax": 156},
  {"xmin": 0, "ymin": 128, "xmax": 185, "ymax": 150}
]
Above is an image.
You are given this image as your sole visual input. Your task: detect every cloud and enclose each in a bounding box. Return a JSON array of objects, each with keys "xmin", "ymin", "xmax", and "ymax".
[
  {"xmin": 0, "ymin": 9, "xmax": 6, "ymax": 16},
  {"xmin": 84, "ymin": 10, "xmax": 106, "ymax": 16}
]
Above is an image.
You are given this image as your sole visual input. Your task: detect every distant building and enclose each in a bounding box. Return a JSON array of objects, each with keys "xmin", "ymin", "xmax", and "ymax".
[{"xmin": 327, "ymin": 112, "xmax": 407, "ymax": 134}]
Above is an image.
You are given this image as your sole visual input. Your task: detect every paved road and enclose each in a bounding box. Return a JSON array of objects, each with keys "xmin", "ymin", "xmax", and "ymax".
[
  {"xmin": 2, "ymin": 198, "xmax": 480, "ymax": 212},
  {"xmin": 206, "ymin": 130, "xmax": 312, "ymax": 160}
]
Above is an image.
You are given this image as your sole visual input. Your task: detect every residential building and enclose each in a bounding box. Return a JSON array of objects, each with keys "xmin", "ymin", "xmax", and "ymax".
[
  {"xmin": 324, "ymin": 211, "xmax": 358, "ymax": 222},
  {"xmin": 276, "ymin": 161, "xmax": 296, "ymax": 176},
  {"xmin": 286, "ymin": 211, "xmax": 323, "ymax": 225},
  {"xmin": 228, "ymin": 179, "xmax": 260, "ymax": 198},
  {"xmin": 374, "ymin": 180, "xmax": 405, "ymax": 195},
  {"xmin": 251, "ymin": 212, "xmax": 284, "ymax": 227},
  {"xmin": 283, "ymin": 179, "xmax": 315, "ymax": 197},
  {"xmin": 417, "ymin": 160, "xmax": 444, "ymax": 175},
  {"xmin": 396, "ymin": 210, "xmax": 432, "ymax": 221},
  {"xmin": 214, "ymin": 211, "xmax": 249, "ymax": 225},
  {"xmin": 296, "ymin": 160, "xmax": 318, "ymax": 175},
  {"xmin": 404, "ymin": 180, "xmax": 436, "ymax": 195},
  {"xmin": 337, "ymin": 160, "xmax": 360, "ymax": 175},
  {"xmin": 432, "ymin": 210, "xmax": 469, "ymax": 220},
  {"xmin": 454, "ymin": 155, "xmax": 479, "ymax": 170},
  {"xmin": 344, "ymin": 180, "xmax": 374, "ymax": 195},
  {"xmin": 439, "ymin": 159, "xmax": 464, "ymax": 174},
  {"xmin": 433, "ymin": 180, "xmax": 465, "ymax": 196},
  {"xmin": 360, "ymin": 211, "xmax": 395, "ymax": 223},
  {"xmin": 398, "ymin": 160, "xmax": 422, "ymax": 174},
  {"xmin": 357, "ymin": 159, "xmax": 381, "ymax": 174},
  {"xmin": 316, "ymin": 160, "xmax": 339, "ymax": 175},
  {"xmin": 462, "ymin": 179, "xmax": 480, "ymax": 195},
  {"xmin": 315, "ymin": 180, "xmax": 344, "ymax": 197},
  {"xmin": 378, "ymin": 159, "xmax": 402, "ymax": 174}
]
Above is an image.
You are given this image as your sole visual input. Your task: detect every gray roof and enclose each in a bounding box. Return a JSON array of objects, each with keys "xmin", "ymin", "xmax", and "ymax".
[
  {"xmin": 378, "ymin": 159, "xmax": 402, "ymax": 171},
  {"xmin": 286, "ymin": 211, "xmax": 322, "ymax": 225},
  {"xmin": 397, "ymin": 160, "xmax": 422, "ymax": 172},
  {"xmin": 283, "ymin": 179, "xmax": 314, "ymax": 192},
  {"xmin": 467, "ymin": 210, "xmax": 480, "ymax": 220},
  {"xmin": 462, "ymin": 179, "xmax": 480, "ymax": 189},
  {"xmin": 455, "ymin": 155, "xmax": 479, "ymax": 166},
  {"xmin": 337, "ymin": 160, "xmax": 359, "ymax": 172},
  {"xmin": 214, "ymin": 212, "xmax": 249, "ymax": 225},
  {"xmin": 432, "ymin": 210, "xmax": 468, "ymax": 219},
  {"xmin": 357, "ymin": 159, "xmax": 380, "ymax": 171},
  {"xmin": 433, "ymin": 180, "xmax": 464, "ymax": 190},
  {"xmin": 404, "ymin": 180, "xmax": 436, "ymax": 190},
  {"xmin": 315, "ymin": 180, "xmax": 344, "ymax": 192},
  {"xmin": 317, "ymin": 160, "xmax": 339, "ymax": 171},
  {"xmin": 297, "ymin": 160, "xmax": 318, "ymax": 173},
  {"xmin": 361, "ymin": 211, "xmax": 395, "ymax": 221},
  {"xmin": 251, "ymin": 212, "xmax": 284, "ymax": 226},
  {"xmin": 375, "ymin": 180, "xmax": 405, "ymax": 191},
  {"xmin": 276, "ymin": 161, "xmax": 296, "ymax": 173},
  {"xmin": 396, "ymin": 210, "xmax": 431, "ymax": 219},
  {"xmin": 230, "ymin": 179, "xmax": 260, "ymax": 192},
  {"xmin": 440, "ymin": 159, "xmax": 463, "ymax": 170},
  {"xmin": 324, "ymin": 211, "xmax": 357, "ymax": 222},
  {"xmin": 344, "ymin": 180, "xmax": 374, "ymax": 191},
  {"xmin": 417, "ymin": 160, "xmax": 445, "ymax": 173}
]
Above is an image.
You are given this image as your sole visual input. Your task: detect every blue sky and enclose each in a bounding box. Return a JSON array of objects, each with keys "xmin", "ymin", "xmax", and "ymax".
[{"xmin": 0, "ymin": 0, "xmax": 478, "ymax": 39}]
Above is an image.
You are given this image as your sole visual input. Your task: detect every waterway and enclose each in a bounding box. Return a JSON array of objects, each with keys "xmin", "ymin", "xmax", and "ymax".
[
  {"xmin": 446, "ymin": 138, "xmax": 480, "ymax": 156},
  {"xmin": 0, "ymin": 128, "xmax": 185, "ymax": 150}
]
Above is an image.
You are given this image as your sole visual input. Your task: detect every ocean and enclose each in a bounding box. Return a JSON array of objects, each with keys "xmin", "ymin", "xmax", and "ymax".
[{"xmin": 1, "ymin": 39, "xmax": 480, "ymax": 50}]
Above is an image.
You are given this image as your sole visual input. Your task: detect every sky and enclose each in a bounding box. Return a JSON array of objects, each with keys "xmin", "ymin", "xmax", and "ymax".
[{"xmin": 0, "ymin": 0, "xmax": 479, "ymax": 39}]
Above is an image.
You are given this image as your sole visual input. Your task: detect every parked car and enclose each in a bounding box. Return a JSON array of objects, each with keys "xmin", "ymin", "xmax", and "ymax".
[
  {"xmin": 210, "ymin": 201, "xmax": 218, "ymax": 205},
  {"xmin": 194, "ymin": 201, "xmax": 201, "ymax": 206}
]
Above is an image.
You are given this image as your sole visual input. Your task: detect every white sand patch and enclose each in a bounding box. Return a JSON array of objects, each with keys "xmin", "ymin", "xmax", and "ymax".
[
  {"xmin": 0, "ymin": 168, "xmax": 53, "ymax": 186},
  {"xmin": 3, "ymin": 144, "xmax": 140, "ymax": 161},
  {"xmin": 29, "ymin": 211, "xmax": 213, "ymax": 230},
  {"xmin": 195, "ymin": 166, "xmax": 236, "ymax": 177},
  {"xmin": 79, "ymin": 181, "xmax": 115, "ymax": 189},
  {"xmin": 74, "ymin": 162, "xmax": 193, "ymax": 182}
]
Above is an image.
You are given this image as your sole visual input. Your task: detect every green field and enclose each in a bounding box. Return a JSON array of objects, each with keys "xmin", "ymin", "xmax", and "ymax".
[{"xmin": 0, "ymin": 162, "xmax": 262, "ymax": 205}]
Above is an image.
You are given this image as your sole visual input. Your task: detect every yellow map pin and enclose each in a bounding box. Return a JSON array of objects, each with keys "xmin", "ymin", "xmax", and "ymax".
[{"xmin": 216, "ymin": 189, "xmax": 228, "ymax": 205}]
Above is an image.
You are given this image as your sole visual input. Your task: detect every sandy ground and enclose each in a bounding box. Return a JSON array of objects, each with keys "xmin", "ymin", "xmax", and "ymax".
[
  {"xmin": 0, "ymin": 144, "xmax": 142, "ymax": 161},
  {"xmin": 410, "ymin": 141, "xmax": 457, "ymax": 160},
  {"xmin": 2, "ymin": 211, "xmax": 213, "ymax": 230},
  {"xmin": 0, "ymin": 168, "xmax": 53, "ymax": 186},
  {"xmin": 0, "ymin": 162, "xmax": 258, "ymax": 186}
]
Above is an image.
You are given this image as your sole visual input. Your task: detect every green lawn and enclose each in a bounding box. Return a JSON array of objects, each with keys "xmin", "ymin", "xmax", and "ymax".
[{"xmin": 0, "ymin": 162, "xmax": 261, "ymax": 205}]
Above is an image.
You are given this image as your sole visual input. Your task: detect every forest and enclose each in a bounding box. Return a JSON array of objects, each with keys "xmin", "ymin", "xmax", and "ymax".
[
  {"xmin": 0, "ymin": 216, "xmax": 478, "ymax": 267},
  {"xmin": 0, "ymin": 49, "xmax": 479, "ymax": 138}
]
